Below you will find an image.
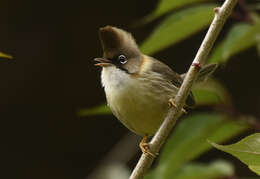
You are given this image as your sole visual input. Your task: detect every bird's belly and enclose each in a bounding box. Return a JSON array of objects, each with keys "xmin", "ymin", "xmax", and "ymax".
[
  {"xmin": 109, "ymin": 93, "xmax": 168, "ymax": 136},
  {"xmin": 105, "ymin": 78, "xmax": 169, "ymax": 136},
  {"xmin": 118, "ymin": 100, "xmax": 167, "ymax": 136}
]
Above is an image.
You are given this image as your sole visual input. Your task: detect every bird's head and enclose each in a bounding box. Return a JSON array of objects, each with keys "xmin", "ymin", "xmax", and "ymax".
[{"xmin": 94, "ymin": 26, "xmax": 142, "ymax": 74}]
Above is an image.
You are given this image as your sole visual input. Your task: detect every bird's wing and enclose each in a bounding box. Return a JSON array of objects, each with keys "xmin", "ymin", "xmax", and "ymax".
[{"xmin": 150, "ymin": 57, "xmax": 195, "ymax": 107}]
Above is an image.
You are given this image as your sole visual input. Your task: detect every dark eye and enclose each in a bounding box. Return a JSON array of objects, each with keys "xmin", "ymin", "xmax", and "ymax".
[{"xmin": 118, "ymin": 55, "xmax": 127, "ymax": 64}]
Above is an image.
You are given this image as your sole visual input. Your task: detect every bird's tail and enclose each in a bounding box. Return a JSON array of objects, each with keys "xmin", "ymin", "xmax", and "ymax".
[{"xmin": 197, "ymin": 63, "xmax": 218, "ymax": 82}]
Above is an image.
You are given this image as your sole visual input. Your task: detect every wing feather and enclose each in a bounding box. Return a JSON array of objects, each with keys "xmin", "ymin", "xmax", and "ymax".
[{"xmin": 150, "ymin": 57, "xmax": 195, "ymax": 107}]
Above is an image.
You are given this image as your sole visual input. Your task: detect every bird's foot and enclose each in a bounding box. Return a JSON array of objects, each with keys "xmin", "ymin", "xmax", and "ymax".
[
  {"xmin": 139, "ymin": 135, "xmax": 157, "ymax": 157},
  {"xmin": 168, "ymin": 98, "xmax": 187, "ymax": 114}
]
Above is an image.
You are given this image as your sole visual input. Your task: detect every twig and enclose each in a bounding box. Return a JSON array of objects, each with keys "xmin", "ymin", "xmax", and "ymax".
[{"xmin": 129, "ymin": 0, "xmax": 238, "ymax": 179}]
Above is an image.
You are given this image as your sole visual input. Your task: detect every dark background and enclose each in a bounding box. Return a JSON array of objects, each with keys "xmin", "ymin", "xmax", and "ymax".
[{"xmin": 0, "ymin": 0, "xmax": 259, "ymax": 179}]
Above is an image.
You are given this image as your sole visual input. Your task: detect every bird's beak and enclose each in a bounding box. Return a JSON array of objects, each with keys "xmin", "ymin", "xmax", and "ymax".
[{"xmin": 94, "ymin": 58, "xmax": 112, "ymax": 67}]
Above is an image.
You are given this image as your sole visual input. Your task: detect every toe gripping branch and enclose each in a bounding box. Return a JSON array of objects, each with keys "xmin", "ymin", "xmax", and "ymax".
[
  {"xmin": 168, "ymin": 98, "xmax": 187, "ymax": 114},
  {"xmin": 139, "ymin": 136, "xmax": 158, "ymax": 157}
]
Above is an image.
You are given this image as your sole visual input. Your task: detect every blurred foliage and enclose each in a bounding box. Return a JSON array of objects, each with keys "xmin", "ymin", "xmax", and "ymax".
[
  {"xmin": 142, "ymin": 0, "xmax": 207, "ymax": 23},
  {"xmin": 170, "ymin": 160, "xmax": 234, "ymax": 179},
  {"xmin": 192, "ymin": 78, "xmax": 232, "ymax": 105},
  {"xmin": 144, "ymin": 113, "xmax": 248, "ymax": 178},
  {"xmin": 78, "ymin": 104, "xmax": 110, "ymax": 116},
  {"xmin": 85, "ymin": 0, "xmax": 260, "ymax": 178},
  {"xmin": 140, "ymin": 4, "xmax": 216, "ymax": 54},
  {"xmin": 210, "ymin": 133, "xmax": 260, "ymax": 176},
  {"xmin": 145, "ymin": 160, "xmax": 234, "ymax": 179},
  {"xmin": 209, "ymin": 23, "xmax": 260, "ymax": 63},
  {"xmin": 0, "ymin": 51, "xmax": 12, "ymax": 59}
]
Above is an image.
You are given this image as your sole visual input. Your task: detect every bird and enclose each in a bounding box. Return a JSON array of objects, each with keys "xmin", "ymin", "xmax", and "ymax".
[{"xmin": 94, "ymin": 26, "xmax": 217, "ymax": 156}]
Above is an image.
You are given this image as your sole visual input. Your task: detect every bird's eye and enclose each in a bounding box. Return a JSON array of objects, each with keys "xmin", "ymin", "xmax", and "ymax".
[{"xmin": 118, "ymin": 55, "xmax": 127, "ymax": 64}]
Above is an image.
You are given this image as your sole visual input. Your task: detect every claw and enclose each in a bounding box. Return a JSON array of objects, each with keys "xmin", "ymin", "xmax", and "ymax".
[
  {"xmin": 168, "ymin": 98, "xmax": 187, "ymax": 114},
  {"xmin": 139, "ymin": 136, "xmax": 158, "ymax": 157}
]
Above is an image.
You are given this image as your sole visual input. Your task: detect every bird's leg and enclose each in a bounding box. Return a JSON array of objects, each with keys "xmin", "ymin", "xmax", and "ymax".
[
  {"xmin": 139, "ymin": 135, "xmax": 157, "ymax": 157},
  {"xmin": 168, "ymin": 98, "xmax": 187, "ymax": 114}
]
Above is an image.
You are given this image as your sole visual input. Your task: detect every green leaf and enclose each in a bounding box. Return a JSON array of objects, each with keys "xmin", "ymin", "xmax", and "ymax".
[
  {"xmin": 140, "ymin": 4, "xmax": 216, "ymax": 55},
  {"xmin": 249, "ymin": 3, "xmax": 260, "ymax": 10},
  {"xmin": 210, "ymin": 133, "xmax": 260, "ymax": 176},
  {"xmin": 249, "ymin": 165, "xmax": 260, "ymax": 175},
  {"xmin": 145, "ymin": 160, "xmax": 234, "ymax": 179},
  {"xmin": 193, "ymin": 88, "xmax": 221, "ymax": 105},
  {"xmin": 209, "ymin": 23, "xmax": 260, "ymax": 63},
  {"xmin": 78, "ymin": 104, "xmax": 111, "ymax": 116},
  {"xmin": 149, "ymin": 113, "xmax": 248, "ymax": 178},
  {"xmin": 256, "ymin": 34, "xmax": 260, "ymax": 57},
  {"xmin": 192, "ymin": 79, "xmax": 231, "ymax": 105},
  {"xmin": 171, "ymin": 160, "xmax": 234, "ymax": 179},
  {"xmin": 250, "ymin": 12, "xmax": 260, "ymax": 24},
  {"xmin": 143, "ymin": 0, "xmax": 208, "ymax": 23},
  {"xmin": 0, "ymin": 52, "xmax": 12, "ymax": 59}
]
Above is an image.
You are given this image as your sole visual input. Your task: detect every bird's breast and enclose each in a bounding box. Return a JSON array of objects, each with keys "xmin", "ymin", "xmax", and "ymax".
[{"xmin": 101, "ymin": 66, "xmax": 174, "ymax": 136}]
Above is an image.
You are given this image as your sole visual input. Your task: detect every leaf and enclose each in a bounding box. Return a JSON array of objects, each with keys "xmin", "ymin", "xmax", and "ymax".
[
  {"xmin": 143, "ymin": 0, "xmax": 208, "ymax": 23},
  {"xmin": 0, "ymin": 52, "xmax": 12, "ymax": 59},
  {"xmin": 171, "ymin": 160, "xmax": 234, "ymax": 179},
  {"xmin": 145, "ymin": 160, "xmax": 234, "ymax": 179},
  {"xmin": 192, "ymin": 79, "xmax": 231, "ymax": 105},
  {"xmin": 256, "ymin": 34, "xmax": 260, "ymax": 57},
  {"xmin": 249, "ymin": 3, "xmax": 260, "ymax": 10},
  {"xmin": 209, "ymin": 133, "xmax": 260, "ymax": 165},
  {"xmin": 78, "ymin": 104, "xmax": 111, "ymax": 116},
  {"xmin": 209, "ymin": 23, "xmax": 260, "ymax": 63},
  {"xmin": 140, "ymin": 4, "xmax": 216, "ymax": 55},
  {"xmin": 210, "ymin": 133, "xmax": 260, "ymax": 176},
  {"xmin": 249, "ymin": 165, "xmax": 260, "ymax": 175},
  {"xmin": 149, "ymin": 113, "xmax": 248, "ymax": 178},
  {"xmin": 193, "ymin": 88, "xmax": 221, "ymax": 105}
]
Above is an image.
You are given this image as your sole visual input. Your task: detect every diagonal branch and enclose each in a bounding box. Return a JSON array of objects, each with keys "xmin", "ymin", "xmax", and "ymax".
[{"xmin": 129, "ymin": 0, "xmax": 238, "ymax": 179}]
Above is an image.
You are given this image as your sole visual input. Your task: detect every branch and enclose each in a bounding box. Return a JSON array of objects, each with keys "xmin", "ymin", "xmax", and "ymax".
[{"xmin": 129, "ymin": 0, "xmax": 238, "ymax": 179}]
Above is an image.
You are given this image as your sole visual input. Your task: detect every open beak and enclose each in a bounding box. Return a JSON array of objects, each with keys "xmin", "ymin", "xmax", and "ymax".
[{"xmin": 94, "ymin": 58, "xmax": 112, "ymax": 67}]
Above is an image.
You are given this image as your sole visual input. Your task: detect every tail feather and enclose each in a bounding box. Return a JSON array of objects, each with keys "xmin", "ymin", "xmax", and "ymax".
[{"xmin": 197, "ymin": 63, "xmax": 218, "ymax": 81}]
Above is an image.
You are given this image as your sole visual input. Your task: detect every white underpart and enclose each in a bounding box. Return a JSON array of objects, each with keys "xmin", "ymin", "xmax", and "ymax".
[{"xmin": 101, "ymin": 65, "xmax": 178, "ymax": 136}]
